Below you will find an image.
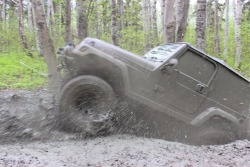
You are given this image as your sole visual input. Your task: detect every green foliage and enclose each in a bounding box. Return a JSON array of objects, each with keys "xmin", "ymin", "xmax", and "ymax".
[
  {"xmin": 119, "ymin": 26, "xmax": 144, "ymax": 55},
  {"xmin": 0, "ymin": 52, "xmax": 47, "ymax": 90}
]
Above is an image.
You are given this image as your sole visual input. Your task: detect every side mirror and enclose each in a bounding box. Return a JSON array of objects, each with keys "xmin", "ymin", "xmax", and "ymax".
[
  {"xmin": 161, "ymin": 59, "xmax": 178, "ymax": 74},
  {"xmin": 161, "ymin": 59, "xmax": 178, "ymax": 73}
]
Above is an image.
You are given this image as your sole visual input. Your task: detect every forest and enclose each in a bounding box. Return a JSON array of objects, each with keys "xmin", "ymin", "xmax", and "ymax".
[{"xmin": 0, "ymin": 0, "xmax": 250, "ymax": 89}]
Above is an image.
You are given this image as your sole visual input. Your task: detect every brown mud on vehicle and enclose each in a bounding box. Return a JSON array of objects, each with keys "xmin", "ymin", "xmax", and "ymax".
[{"xmin": 56, "ymin": 38, "xmax": 250, "ymax": 145}]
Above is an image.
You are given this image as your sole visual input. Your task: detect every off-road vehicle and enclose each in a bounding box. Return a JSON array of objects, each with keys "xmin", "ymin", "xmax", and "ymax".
[{"xmin": 57, "ymin": 38, "xmax": 250, "ymax": 145}]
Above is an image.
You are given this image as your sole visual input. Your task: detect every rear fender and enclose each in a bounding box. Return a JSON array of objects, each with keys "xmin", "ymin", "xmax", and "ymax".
[{"xmin": 191, "ymin": 107, "xmax": 239, "ymax": 127}]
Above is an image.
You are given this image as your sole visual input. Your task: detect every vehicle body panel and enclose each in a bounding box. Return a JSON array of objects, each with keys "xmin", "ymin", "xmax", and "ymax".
[{"xmin": 61, "ymin": 37, "xmax": 250, "ymax": 139}]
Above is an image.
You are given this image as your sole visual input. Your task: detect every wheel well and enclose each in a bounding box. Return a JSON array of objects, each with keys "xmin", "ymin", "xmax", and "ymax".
[
  {"xmin": 61, "ymin": 68, "xmax": 125, "ymax": 97},
  {"xmin": 200, "ymin": 116, "xmax": 237, "ymax": 133}
]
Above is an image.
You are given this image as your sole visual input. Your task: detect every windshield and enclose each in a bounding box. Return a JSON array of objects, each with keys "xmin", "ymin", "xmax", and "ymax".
[{"xmin": 143, "ymin": 44, "xmax": 185, "ymax": 63}]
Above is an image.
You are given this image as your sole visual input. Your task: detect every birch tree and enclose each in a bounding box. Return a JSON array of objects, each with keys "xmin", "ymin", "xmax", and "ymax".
[
  {"xmin": 46, "ymin": 0, "xmax": 54, "ymax": 27},
  {"xmin": 1, "ymin": 0, "xmax": 5, "ymax": 22},
  {"xmin": 163, "ymin": 0, "xmax": 175, "ymax": 43},
  {"xmin": 18, "ymin": 0, "xmax": 28, "ymax": 50},
  {"xmin": 64, "ymin": 0, "xmax": 71, "ymax": 44},
  {"xmin": 234, "ymin": 0, "xmax": 244, "ymax": 68},
  {"xmin": 151, "ymin": 0, "xmax": 158, "ymax": 45},
  {"xmin": 111, "ymin": 0, "xmax": 118, "ymax": 45},
  {"xmin": 175, "ymin": 0, "xmax": 190, "ymax": 42},
  {"xmin": 223, "ymin": 0, "xmax": 229, "ymax": 60},
  {"xmin": 27, "ymin": 0, "xmax": 33, "ymax": 32},
  {"xmin": 94, "ymin": 0, "xmax": 100, "ymax": 39},
  {"xmin": 161, "ymin": 0, "xmax": 165, "ymax": 33},
  {"xmin": 213, "ymin": 0, "xmax": 220, "ymax": 55},
  {"xmin": 0, "ymin": 0, "xmax": 2, "ymax": 23},
  {"xmin": 206, "ymin": 0, "xmax": 213, "ymax": 30},
  {"xmin": 76, "ymin": 0, "xmax": 88, "ymax": 42},
  {"xmin": 196, "ymin": 0, "xmax": 207, "ymax": 51},
  {"xmin": 31, "ymin": 0, "xmax": 61, "ymax": 90},
  {"xmin": 143, "ymin": 0, "xmax": 151, "ymax": 50}
]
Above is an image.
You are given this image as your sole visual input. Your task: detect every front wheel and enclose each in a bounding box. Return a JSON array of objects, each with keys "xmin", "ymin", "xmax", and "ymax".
[{"xmin": 58, "ymin": 75, "xmax": 117, "ymax": 135}]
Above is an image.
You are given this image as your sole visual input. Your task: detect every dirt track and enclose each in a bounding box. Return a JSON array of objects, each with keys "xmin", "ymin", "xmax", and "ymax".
[{"xmin": 0, "ymin": 89, "xmax": 250, "ymax": 167}]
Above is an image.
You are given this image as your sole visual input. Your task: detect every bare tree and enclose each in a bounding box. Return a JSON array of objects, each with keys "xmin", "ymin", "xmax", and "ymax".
[
  {"xmin": 94, "ymin": 0, "xmax": 100, "ymax": 39},
  {"xmin": 111, "ymin": 0, "xmax": 118, "ymax": 45},
  {"xmin": 64, "ymin": 0, "xmax": 71, "ymax": 44},
  {"xmin": 196, "ymin": 0, "xmax": 207, "ymax": 51},
  {"xmin": 206, "ymin": 0, "xmax": 213, "ymax": 30},
  {"xmin": 0, "ymin": 0, "xmax": 2, "ymax": 23},
  {"xmin": 31, "ymin": 0, "xmax": 61, "ymax": 90},
  {"xmin": 76, "ymin": 0, "xmax": 88, "ymax": 42},
  {"xmin": 223, "ymin": 0, "xmax": 229, "ymax": 60},
  {"xmin": 46, "ymin": 0, "xmax": 54, "ymax": 26},
  {"xmin": 175, "ymin": 0, "xmax": 190, "ymax": 42},
  {"xmin": 163, "ymin": 0, "xmax": 175, "ymax": 43},
  {"xmin": 161, "ymin": 0, "xmax": 165, "ymax": 34},
  {"xmin": 151, "ymin": 0, "xmax": 158, "ymax": 45},
  {"xmin": 234, "ymin": 0, "xmax": 244, "ymax": 68},
  {"xmin": 1, "ymin": 0, "xmax": 6, "ymax": 22},
  {"xmin": 143, "ymin": 0, "xmax": 151, "ymax": 50},
  {"xmin": 27, "ymin": 0, "xmax": 33, "ymax": 32},
  {"xmin": 18, "ymin": 0, "xmax": 28, "ymax": 50},
  {"xmin": 213, "ymin": 0, "xmax": 220, "ymax": 55}
]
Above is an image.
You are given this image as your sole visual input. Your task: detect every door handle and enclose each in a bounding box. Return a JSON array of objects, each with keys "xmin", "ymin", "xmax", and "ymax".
[{"xmin": 196, "ymin": 84, "xmax": 205, "ymax": 93}]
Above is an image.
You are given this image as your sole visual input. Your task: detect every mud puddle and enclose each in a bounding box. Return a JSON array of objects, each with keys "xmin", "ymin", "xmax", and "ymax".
[{"xmin": 0, "ymin": 89, "xmax": 249, "ymax": 166}]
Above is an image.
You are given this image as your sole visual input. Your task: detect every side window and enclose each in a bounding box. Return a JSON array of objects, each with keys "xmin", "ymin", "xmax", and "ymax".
[{"xmin": 177, "ymin": 50, "xmax": 216, "ymax": 84}]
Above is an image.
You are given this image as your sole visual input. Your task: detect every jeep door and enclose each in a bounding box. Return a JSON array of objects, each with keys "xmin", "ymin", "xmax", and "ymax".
[{"xmin": 155, "ymin": 49, "xmax": 217, "ymax": 116}]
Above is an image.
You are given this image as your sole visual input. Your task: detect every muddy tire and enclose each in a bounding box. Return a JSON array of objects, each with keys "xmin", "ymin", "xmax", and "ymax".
[
  {"xmin": 58, "ymin": 75, "xmax": 117, "ymax": 135},
  {"xmin": 192, "ymin": 128, "xmax": 236, "ymax": 145},
  {"xmin": 191, "ymin": 117, "xmax": 237, "ymax": 145}
]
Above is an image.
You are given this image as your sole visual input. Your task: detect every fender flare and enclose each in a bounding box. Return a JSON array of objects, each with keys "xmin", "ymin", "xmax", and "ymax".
[
  {"xmin": 191, "ymin": 107, "xmax": 239, "ymax": 127},
  {"xmin": 67, "ymin": 43, "xmax": 131, "ymax": 96}
]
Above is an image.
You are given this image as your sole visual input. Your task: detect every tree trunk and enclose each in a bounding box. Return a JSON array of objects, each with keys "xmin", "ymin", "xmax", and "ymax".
[
  {"xmin": 64, "ymin": 0, "xmax": 71, "ymax": 44},
  {"xmin": 76, "ymin": 0, "xmax": 88, "ymax": 42},
  {"xmin": 143, "ymin": 0, "xmax": 151, "ymax": 50},
  {"xmin": 31, "ymin": 0, "xmax": 61, "ymax": 90},
  {"xmin": 206, "ymin": 0, "xmax": 213, "ymax": 30},
  {"xmin": 161, "ymin": 0, "xmax": 165, "ymax": 35},
  {"xmin": 0, "ymin": 0, "xmax": 2, "ymax": 23},
  {"xmin": 196, "ymin": 0, "xmax": 206, "ymax": 51},
  {"xmin": 176, "ymin": 0, "xmax": 190, "ymax": 42},
  {"xmin": 47, "ymin": 0, "xmax": 56, "ymax": 39},
  {"xmin": 111, "ymin": 0, "xmax": 118, "ymax": 46},
  {"xmin": 94, "ymin": 0, "xmax": 100, "ymax": 39},
  {"xmin": 234, "ymin": 0, "xmax": 243, "ymax": 68},
  {"xmin": 27, "ymin": 0, "xmax": 33, "ymax": 32},
  {"xmin": 163, "ymin": 0, "xmax": 175, "ymax": 43},
  {"xmin": 18, "ymin": 0, "xmax": 28, "ymax": 50},
  {"xmin": 102, "ymin": 0, "xmax": 108, "ymax": 34},
  {"xmin": 151, "ymin": 0, "xmax": 158, "ymax": 45},
  {"xmin": 32, "ymin": 2, "xmax": 42, "ymax": 55},
  {"xmin": 119, "ymin": 0, "xmax": 124, "ymax": 31},
  {"xmin": 2, "ymin": 0, "xmax": 6, "ymax": 22},
  {"xmin": 223, "ymin": 0, "xmax": 229, "ymax": 60},
  {"xmin": 213, "ymin": 0, "xmax": 220, "ymax": 55}
]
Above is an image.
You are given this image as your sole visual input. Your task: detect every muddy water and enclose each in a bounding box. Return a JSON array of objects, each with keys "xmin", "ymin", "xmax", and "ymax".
[{"xmin": 0, "ymin": 89, "xmax": 249, "ymax": 166}]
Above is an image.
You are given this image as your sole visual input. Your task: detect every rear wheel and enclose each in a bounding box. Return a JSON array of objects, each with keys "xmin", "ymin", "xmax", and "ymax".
[
  {"xmin": 58, "ymin": 75, "xmax": 117, "ymax": 135},
  {"xmin": 191, "ymin": 117, "xmax": 237, "ymax": 145}
]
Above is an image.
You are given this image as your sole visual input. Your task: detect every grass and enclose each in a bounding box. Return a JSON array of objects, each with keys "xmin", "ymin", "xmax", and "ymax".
[{"xmin": 0, "ymin": 52, "xmax": 47, "ymax": 90}]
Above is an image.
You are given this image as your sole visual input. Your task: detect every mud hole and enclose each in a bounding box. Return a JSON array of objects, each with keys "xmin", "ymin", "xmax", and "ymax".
[{"xmin": 0, "ymin": 89, "xmax": 249, "ymax": 167}]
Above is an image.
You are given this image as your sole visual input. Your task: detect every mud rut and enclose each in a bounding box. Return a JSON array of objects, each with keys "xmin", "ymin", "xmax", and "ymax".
[{"xmin": 0, "ymin": 89, "xmax": 249, "ymax": 166}]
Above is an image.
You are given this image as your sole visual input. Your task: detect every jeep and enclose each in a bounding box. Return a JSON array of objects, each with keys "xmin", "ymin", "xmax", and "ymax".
[{"xmin": 57, "ymin": 38, "xmax": 250, "ymax": 145}]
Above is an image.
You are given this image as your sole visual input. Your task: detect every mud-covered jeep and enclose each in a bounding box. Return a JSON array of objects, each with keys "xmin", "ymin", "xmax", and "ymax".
[{"xmin": 57, "ymin": 38, "xmax": 250, "ymax": 145}]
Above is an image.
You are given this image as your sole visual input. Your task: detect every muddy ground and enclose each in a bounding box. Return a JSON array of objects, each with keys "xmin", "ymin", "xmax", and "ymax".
[{"xmin": 0, "ymin": 89, "xmax": 249, "ymax": 167}]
